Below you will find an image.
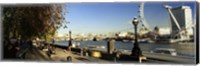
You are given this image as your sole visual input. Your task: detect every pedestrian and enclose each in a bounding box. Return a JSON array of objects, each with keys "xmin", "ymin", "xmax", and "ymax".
[
  {"xmin": 52, "ymin": 39, "xmax": 55, "ymax": 44},
  {"xmin": 27, "ymin": 39, "xmax": 33, "ymax": 50},
  {"xmin": 16, "ymin": 39, "xmax": 27, "ymax": 59},
  {"xmin": 66, "ymin": 56, "xmax": 72, "ymax": 62},
  {"xmin": 4, "ymin": 37, "xmax": 24, "ymax": 59}
]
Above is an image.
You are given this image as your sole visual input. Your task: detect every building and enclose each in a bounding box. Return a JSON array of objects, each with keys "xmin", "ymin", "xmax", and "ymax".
[
  {"xmin": 139, "ymin": 25, "xmax": 149, "ymax": 36},
  {"xmin": 158, "ymin": 27, "xmax": 171, "ymax": 35},
  {"xmin": 117, "ymin": 32, "xmax": 134, "ymax": 38},
  {"xmin": 170, "ymin": 6, "xmax": 193, "ymax": 36},
  {"xmin": 118, "ymin": 32, "xmax": 128, "ymax": 37}
]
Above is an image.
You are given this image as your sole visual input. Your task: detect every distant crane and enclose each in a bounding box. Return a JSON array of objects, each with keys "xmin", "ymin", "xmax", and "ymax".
[
  {"xmin": 164, "ymin": 5, "xmax": 195, "ymax": 42},
  {"xmin": 164, "ymin": 5, "xmax": 182, "ymax": 31}
]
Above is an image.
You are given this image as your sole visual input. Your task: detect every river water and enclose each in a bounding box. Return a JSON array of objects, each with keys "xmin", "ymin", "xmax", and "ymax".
[{"xmin": 53, "ymin": 40, "xmax": 196, "ymax": 57}]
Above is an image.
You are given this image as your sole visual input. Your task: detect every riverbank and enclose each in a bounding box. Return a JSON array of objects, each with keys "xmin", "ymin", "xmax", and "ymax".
[
  {"xmin": 20, "ymin": 41, "xmax": 151, "ymax": 63},
  {"xmin": 20, "ymin": 42, "xmax": 112, "ymax": 63},
  {"xmin": 49, "ymin": 41, "xmax": 195, "ymax": 64},
  {"xmin": 2, "ymin": 40, "xmax": 195, "ymax": 64}
]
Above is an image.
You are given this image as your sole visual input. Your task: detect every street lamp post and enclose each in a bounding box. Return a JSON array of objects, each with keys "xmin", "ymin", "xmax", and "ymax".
[
  {"xmin": 68, "ymin": 30, "xmax": 72, "ymax": 51},
  {"xmin": 131, "ymin": 17, "xmax": 142, "ymax": 57}
]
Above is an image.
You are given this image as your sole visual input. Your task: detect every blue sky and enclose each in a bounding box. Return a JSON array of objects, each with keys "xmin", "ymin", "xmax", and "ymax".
[{"xmin": 58, "ymin": 2, "xmax": 196, "ymax": 35}]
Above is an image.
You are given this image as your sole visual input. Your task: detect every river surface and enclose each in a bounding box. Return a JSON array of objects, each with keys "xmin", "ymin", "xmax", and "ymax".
[{"xmin": 53, "ymin": 40, "xmax": 196, "ymax": 57}]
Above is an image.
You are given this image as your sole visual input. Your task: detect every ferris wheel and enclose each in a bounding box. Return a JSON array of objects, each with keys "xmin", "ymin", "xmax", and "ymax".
[{"xmin": 138, "ymin": 2, "xmax": 151, "ymax": 31}]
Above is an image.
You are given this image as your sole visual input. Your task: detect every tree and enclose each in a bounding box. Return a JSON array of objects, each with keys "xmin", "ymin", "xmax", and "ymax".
[
  {"xmin": 153, "ymin": 26, "xmax": 160, "ymax": 39},
  {"xmin": 154, "ymin": 26, "xmax": 159, "ymax": 32},
  {"xmin": 2, "ymin": 4, "xmax": 67, "ymax": 40}
]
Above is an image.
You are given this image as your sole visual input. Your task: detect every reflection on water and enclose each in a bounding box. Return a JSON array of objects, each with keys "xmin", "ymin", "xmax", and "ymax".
[{"xmin": 54, "ymin": 40, "xmax": 195, "ymax": 57}]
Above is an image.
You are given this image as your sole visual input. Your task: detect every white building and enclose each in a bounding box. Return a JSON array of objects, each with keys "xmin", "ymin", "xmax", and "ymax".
[
  {"xmin": 170, "ymin": 6, "xmax": 193, "ymax": 36},
  {"xmin": 158, "ymin": 27, "xmax": 171, "ymax": 35},
  {"xmin": 118, "ymin": 32, "xmax": 128, "ymax": 37}
]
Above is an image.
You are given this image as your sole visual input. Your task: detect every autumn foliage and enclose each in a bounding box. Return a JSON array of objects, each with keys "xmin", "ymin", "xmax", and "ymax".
[{"xmin": 2, "ymin": 4, "xmax": 67, "ymax": 40}]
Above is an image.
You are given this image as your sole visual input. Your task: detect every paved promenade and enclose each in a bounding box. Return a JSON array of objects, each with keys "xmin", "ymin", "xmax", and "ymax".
[
  {"xmin": 24, "ymin": 44, "xmax": 111, "ymax": 63},
  {"xmin": 21, "ymin": 43, "xmax": 195, "ymax": 65}
]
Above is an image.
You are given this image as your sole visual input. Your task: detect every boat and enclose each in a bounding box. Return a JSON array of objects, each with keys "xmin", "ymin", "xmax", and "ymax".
[
  {"xmin": 122, "ymin": 39, "xmax": 131, "ymax": 43},
  {"xmin": 88, "ymin": 45, "xmax": 105, "ymax": 49},
  {"xmin": 122, "ymin": 39, "xmax": 149, "ymax": 43},
  {"xmin": 147, "ymin": 39, "xmax": 155, "ymax": 43},
  {"xmin": 138, "ymin": 39, "xmax": 149, "ymax": 43},
  {"xmin": 150, "ymin": 48, "xmax": 177, "ymax": 56},
  {"xmin": 71, "ymin": 42, "xmax": 80, "ymax": 48},
  {"xmin": 155, "ymin": 37, "xmax": 193, "ymax": 44}
]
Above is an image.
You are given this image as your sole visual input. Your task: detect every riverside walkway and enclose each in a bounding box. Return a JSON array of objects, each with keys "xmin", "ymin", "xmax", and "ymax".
[
  {"xmin": 22, "ymin": 42, "xmax": 195, "ymax": 64},
  {"xmin": 24, "ymin": 44, "xmax": 111, "ymax": 63}
]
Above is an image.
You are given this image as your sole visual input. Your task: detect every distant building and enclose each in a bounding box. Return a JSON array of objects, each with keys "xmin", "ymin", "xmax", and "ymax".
[
  {"xmin": 150, "ymin": 26, "xmax": 170, "ymax": 36},
  {"xmin": 170, "ymin": 6, "xmax": 193, "ymax": 36},
  {"xmin": 117, "ymin": 32, "xmax": 134, "ymax": 38},
  {"xmin": 139, "ymin": 25, "xmax": 149, "ymax": 36},
  {"xmin": 158, "ymin": 27, "xmax": 171, "ymax": 35},
  {"xmin": 118, "ymin": 32, "xmax": 128, "ymax": 37}
]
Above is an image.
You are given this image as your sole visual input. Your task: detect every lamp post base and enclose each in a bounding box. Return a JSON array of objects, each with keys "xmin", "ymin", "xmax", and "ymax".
[{"xmin": 131, "ymin": 46, "xmax": 142, "ymax": 58}]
